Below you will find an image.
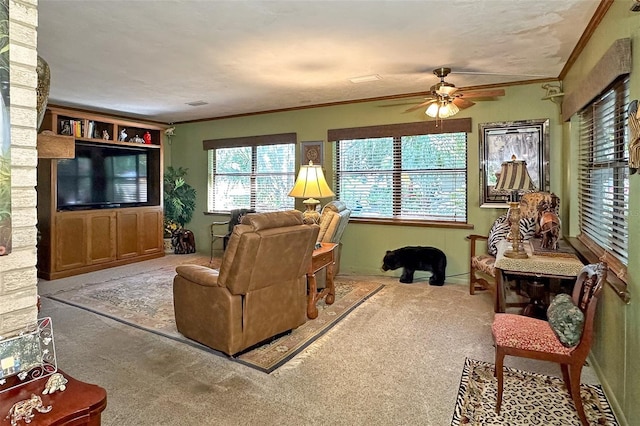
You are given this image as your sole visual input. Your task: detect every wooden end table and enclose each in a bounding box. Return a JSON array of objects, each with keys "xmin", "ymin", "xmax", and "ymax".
[
  {"xmin": 307, "ymin": 242, "xmax": 338, "ymax": 319},
  {"xmin": 0, "ymin": 370, "xmax": 107, "ymax": 426}
]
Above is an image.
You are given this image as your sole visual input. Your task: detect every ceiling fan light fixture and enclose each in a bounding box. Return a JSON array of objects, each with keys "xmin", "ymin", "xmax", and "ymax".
[
  {"xmin": 425, "ymin": 103, "xmax": 440, "ymax": 117},
  {"xmin": 443, "ymin": 102, "xmax": 459, "ymax": 117},
  {"xmin": 425, "ymin": 101, "xmax": 459, "ymax": 118}
]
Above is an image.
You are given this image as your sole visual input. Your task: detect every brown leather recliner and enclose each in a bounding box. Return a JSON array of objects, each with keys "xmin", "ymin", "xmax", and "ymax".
[{"xmin": 173, "ymin": 210, "xmax": 320, "ymax": 355}]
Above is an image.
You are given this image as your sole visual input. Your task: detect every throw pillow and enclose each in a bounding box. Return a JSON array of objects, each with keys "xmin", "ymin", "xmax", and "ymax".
[
  {"xmin": 547, "ymin": 293, "xmax": 584, "ymax": 347},
  {"xmin": 487, "ymin": 214, "xmax": 509, "ymax": 256}
]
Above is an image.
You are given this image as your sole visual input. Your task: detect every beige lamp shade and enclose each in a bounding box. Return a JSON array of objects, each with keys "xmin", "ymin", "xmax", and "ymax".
[
  {"xmin": 289, "ymin": 161, "xmax": 334, "ymax": 224},
  {"xmin": 288, "ymin": 161, "xmax": 335, "ymax": 201}
]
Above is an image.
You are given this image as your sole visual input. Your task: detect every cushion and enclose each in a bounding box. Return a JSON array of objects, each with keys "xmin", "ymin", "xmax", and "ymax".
[
  {"xmin": 547, "ymin": 293, "xmax": 584, "ymax": 347},
  {"xmin": 492, "ymin": 313, "xmax": 573, "ymax": 355},
  {"xmin": 471, "ymin": 254, "xmax": 496, "ymax": 277},
  {"xmin": 487, "ymin": 214, "xmax": 509, "ymax": 256},
  {"xmin": 317, "ymin": 209, "xmax": 339, "ymax": 242}
]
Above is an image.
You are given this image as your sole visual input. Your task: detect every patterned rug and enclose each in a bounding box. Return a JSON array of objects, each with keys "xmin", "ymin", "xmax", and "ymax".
[
  {"xmin": 46, "ymin": 257, "xmax": 384, "ymax": 373},
  {"xmin": 452, "ymin": 358, "xmax": 619, "ymax": 425}
]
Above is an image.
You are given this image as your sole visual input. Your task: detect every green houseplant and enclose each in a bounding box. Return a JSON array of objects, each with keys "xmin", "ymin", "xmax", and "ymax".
[{"xmin": 163, "ymin": 166, "xmax": 197, "ymax": 238}]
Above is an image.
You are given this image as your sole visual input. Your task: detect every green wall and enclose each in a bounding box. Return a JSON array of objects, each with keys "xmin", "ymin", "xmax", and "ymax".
[
  {"xmin": 562, "ymin": 2, "xmax": 639, "ymax": 425},
  {"xmin": 168, "ymin": 83, "xmax": 560, "ymax": 284}
]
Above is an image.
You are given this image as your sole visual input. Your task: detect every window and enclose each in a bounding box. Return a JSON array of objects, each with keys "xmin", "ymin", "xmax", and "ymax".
[
  {"xmin": 577, "ymin": 77, "xmax": 629, "ymax": 271},
  {"xmin": 329, "ymin": 119, "xmax": 470, "ymax": 222},
  {"xmin": 204, "ymin": 133, "xmax": 296, "ymax": 212}
]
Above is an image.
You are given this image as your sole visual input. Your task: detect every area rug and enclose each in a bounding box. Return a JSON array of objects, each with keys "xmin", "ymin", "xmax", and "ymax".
[
  {"xmin": 451, "ymin": 358, "xmax": 618, "ymax": 425},
  {"xmin": 46, "ymin": 257, "xmax": 384, "ymax": 373}
]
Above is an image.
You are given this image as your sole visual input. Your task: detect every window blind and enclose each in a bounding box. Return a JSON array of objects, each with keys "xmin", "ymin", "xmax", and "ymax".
[
  {"xmin": 205, "ymin": 135, "xmax": 296, "ymax": 212},
  {"xmin": 333, "ymin": 125, "xmax": 468, "ymax": 222},
  {"xmin": 577, "ymin": 76, "xmax": 629, "ymax": 274}
]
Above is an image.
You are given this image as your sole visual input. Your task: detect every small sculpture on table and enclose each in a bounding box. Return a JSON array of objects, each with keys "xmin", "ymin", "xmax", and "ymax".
[
  {"xmin": 102, "ymin": 130, "xmax": 110, "ymax": 140},
  {"xmin": 119, "ymin": 128, "xmax": 127, "ymax": 142},
  {"xmin": 539, "ymin": 211, "xmax": 560, "ymax": 250},
  {"xmin": 6, "ymin": 394, "xmax": 52, "ymax": 426},
  {"xmin": 143, "ymin": 131, "xmax": 152, "ymax": 144},
  {"xmin": 43, "ymin": 373, "xmax": 68, "ymax": 395}
]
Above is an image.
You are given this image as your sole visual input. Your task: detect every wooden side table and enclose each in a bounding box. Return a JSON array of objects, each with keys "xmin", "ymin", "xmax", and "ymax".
[
  {"xmin": 307, "ymin": 242, "xmax": 338, "ymax": 319},
  {"xmin": 0, "ymin": 370, "xmax": 107, "ymax": 426}
]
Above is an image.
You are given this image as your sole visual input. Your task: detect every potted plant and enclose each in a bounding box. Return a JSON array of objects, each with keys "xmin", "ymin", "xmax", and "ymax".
[{"xmin": 163, "ymin": 166, "xmax": 197, "ymax": 242}]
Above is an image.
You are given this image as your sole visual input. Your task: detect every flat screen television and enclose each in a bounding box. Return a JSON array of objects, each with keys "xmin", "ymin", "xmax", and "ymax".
[{"xmin": 57, "ymin": 142, "xmax": 150, "ymax": 211}]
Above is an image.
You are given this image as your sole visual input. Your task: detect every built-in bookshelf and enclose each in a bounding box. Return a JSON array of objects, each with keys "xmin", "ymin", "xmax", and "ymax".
[
  {"xmin": 37, "ymin": 106, "xmax": 167, "ymax": 280},
  {"xmin": 43, "ymin": 107, "xmax": 163, "ymax": 146}
]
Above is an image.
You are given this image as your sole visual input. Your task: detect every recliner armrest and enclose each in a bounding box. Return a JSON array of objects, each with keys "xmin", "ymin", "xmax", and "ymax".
[{"xmin": 175, "ymin": 265, "xmax": 223, "ymax": 287}]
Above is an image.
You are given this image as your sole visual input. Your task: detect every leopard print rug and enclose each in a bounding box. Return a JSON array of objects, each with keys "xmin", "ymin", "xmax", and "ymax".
[{"xmin": 452, "ymin": 358, "xmax": 618, "ymax": 425}]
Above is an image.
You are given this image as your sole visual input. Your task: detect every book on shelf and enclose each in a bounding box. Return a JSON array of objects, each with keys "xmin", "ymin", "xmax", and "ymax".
[{"xmin": 85, "ymin": 121, "xmax": 95, "ymax": 139}]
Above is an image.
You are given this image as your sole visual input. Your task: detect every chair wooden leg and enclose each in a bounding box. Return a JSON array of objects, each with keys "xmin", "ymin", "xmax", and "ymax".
[
  {"xmin": 469, "ymin": 272, "xmax": 476, "ymax": 295},
  {"xmin": 561, "ymin": 364, "xmax": 572, "ymax": 398},
  {"xmin": 495, "ymin": 346, "xmax": 505, "ymax": 414},
  {"xmin": 569, "ymin": 363, "xmax": 588, "ymax": 426}
]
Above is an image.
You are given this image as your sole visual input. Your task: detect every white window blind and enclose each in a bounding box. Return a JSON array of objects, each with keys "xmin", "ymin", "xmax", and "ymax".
[
  {"xmin": 204, "ymin": 134, "xmax": 296, "ymax": 212},
  {"xmin": 332, "ymin": 122, "xmax": 468, "ymax": 222},
  {"xmin": 577, "ymin": 76, "xmax": 629, "ymax": 269}
]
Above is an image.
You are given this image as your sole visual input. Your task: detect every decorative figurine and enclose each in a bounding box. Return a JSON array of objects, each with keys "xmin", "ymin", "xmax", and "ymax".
[
  {"xmin": 143, "ymin": 131, "xmax": 152, "ymax": 144},
  {"xmin": 119, "ymin": 128, "xmax": 127, "ymax": 142},
  {"xmin": 6, "ymin": 394, "xmax": 52, "ymax": 426},
  {"xmin": 43, "ymin": 372, "xmax": 68, "ymax": 394},
  {"xmin": 102, "ymin": 130, "xmax": 110, "ymax": 140},
  {"xmin": 60, "ymin": 122, "xmax": 71, "ymax": 136}
]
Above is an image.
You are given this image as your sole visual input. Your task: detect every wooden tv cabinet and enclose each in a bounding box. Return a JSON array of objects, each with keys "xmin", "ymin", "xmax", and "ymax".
[{"xmin": 37, "ymin": 107, "xmax": 167, "ymax": 280}]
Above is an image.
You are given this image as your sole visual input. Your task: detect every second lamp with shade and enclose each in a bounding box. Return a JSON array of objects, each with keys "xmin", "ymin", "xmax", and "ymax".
[
  {"xmin": 494, "ymin": 156, "xmax": 535, "ymax": 259},
  {"xmin": 288, "ymin": 161, "xmax": 335, "ymax": 224}
]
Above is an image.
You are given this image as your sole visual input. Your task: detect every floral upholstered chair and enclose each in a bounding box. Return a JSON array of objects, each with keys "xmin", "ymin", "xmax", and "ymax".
[
  {"xmin": 467, "ymin": 191, "xmax": 560, "ymax": 296},
  {"xmin": 492, "ymin": 263, "xmax": 606, "ymax": 426}
]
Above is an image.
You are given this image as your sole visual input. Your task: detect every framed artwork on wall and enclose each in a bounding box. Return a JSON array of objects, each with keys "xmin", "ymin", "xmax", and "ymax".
[
  {"xmin": 479, "ymin": 119, "xmax": 550, "ymax": 207},
  {"xmin": 300, "ymin": 141, "xmax": 323, "ymax": 166}
]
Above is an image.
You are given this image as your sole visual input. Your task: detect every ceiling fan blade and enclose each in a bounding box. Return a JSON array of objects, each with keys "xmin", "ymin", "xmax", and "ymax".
[
  {"xmin": 404, "ymin": 99, "xmax": 437, "ymax": 113},
  {"xmin": 458, "ymin": 89, "xmax": 505, "ymax": 99},
  {"xmin": 453, "ymin": 97, "xmax": 475, "ymax": 109}
]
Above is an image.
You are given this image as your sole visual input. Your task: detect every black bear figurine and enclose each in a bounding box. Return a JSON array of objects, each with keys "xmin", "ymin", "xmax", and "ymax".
[{"xmin": 381, "ymin": 246, "xmax": 447, "ymax": 285}]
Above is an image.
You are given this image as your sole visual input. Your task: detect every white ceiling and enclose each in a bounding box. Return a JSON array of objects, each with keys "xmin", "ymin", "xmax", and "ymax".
[{"xmin": 37, "ymin": 0, "xmax": 601, "ymax": 124}]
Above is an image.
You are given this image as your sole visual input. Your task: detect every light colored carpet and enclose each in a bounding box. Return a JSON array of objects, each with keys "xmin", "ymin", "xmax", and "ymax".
[
  {"xmin": 37, "ymin": 254, "xmax": 604, "ymax": 426},
  {"xmin": 46, "ymin": 257, "xmax": 383, "ymax": 372},
  {"xmin": 452, "ymin": 358, "xmax": 618, "ymax": 425}
]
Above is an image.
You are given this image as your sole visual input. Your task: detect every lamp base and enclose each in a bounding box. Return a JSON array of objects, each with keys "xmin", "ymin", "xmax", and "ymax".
[
  {"xmin": 503, "ymin": 248, "xmax": 529, "ymax": 259},
  {"xmin": 302, "ymin": 198, "xmax": 321, "ymax": 224},
  {"xmin": 504, "ymin": 201, "xmax": 528, "ymax": 259}
]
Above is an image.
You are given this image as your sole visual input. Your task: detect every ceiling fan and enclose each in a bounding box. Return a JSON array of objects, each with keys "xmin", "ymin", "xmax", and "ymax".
[{"xmin": 404, "ymin": 67, "xmax": 505, "ymax": 118}]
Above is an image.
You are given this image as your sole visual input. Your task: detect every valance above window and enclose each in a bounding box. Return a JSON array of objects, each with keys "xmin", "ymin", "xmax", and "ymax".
[
  {"xmin": 562, "ymin": 38, "xmax": 631, "ymax": 122},
  {"xmin": 327, "ymin": 118, "xmax": 471, "ymax": 141},
  {"xmin": 203, "ymin": 132, "xmax": 297, "ymax": 150}
]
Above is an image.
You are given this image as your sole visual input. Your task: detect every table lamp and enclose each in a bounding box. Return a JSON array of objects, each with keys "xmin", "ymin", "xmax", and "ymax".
[
  {"xmin": 494, "ymin": 156, "xmax": 535, "ymax": 259},
  {"xmin": 288, "ymin": 161, "xmax": 335, "ymax": 224}
]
